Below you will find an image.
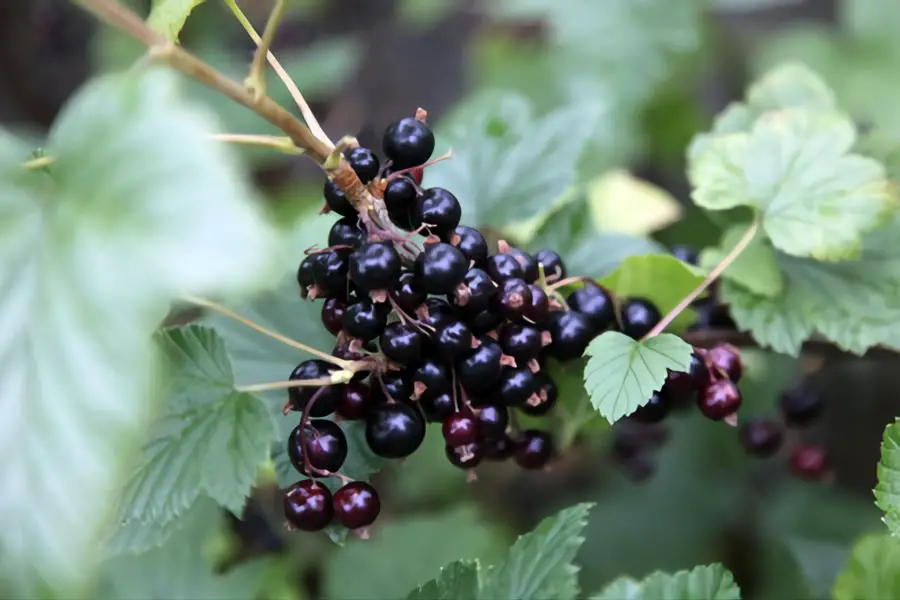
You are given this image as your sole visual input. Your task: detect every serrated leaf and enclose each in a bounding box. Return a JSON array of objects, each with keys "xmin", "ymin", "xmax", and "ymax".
[
  {"xmin": 833, "ymin": 534, "xmax": 900, "ymax": 600},
  {"xmin": 700, "ymin": 223, "xmax": 783, "ymax": 298},
  {"xmin": 586, "ymin": 169, "xmax": 683, "ymax": 236},
  {"xmin": 405, "ymin": 560, "xmax": 481, "ymax": 600},
  {"xmin": 147, "ymin": 0, "xmax": 205, "ymax": 42},
  {"xmin": 591, "ymin": 563, "xmax": 741, "ymax": 600},
  {"xmin": 115, "ymin": 326, "xmax": 277, "ymax": 532},
  {"xmin": 0, "ymin": 69, "xmax": 277, "ymax": 595},
  {"xmin": 478, "ymin": 503, "xmax": 594, "ymax": 600},
  {"xmin": 584, "ymin": 332, "xmax": 694, "ymax": 424},
  {"xmin": 689, "ymin": 108, "xmax": 890, "ymax": 261},
  {"xmin": 875, "ymin": 419, "xmax": 900, "ymax": 536},
  {"xmin": 598, "ymin": 254, "xmax": 705, "ymax": 332}
]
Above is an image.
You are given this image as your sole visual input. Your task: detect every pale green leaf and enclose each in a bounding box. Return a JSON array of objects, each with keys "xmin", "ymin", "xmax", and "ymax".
[
  {"xmin": 116, "ymin": 326, "xmax": 277, "ymax": 530},
  {"xmin": 833, "ymin": 534, "xmax": 900, "ymax": 600},
  {"xmin": 586, "ymin": 169, "xmax": 683, "ymax": 236},
  {"xmin": 784, "ymin": 536, "xmax": 851, "ymax": 599},
  {"xmin": 0, "ymin": 69, "xmax": 277, "ymax": 595},
  {"xmin": 478, "ymin": 503, "xmax": 594, "ymax": 600},
  {"xmin": 591, "ymin": 563, "xmax": 741, "ymax": 600},
  {"xmin": 700, "ymin": 223, "xmax": 783, "ymax": 298},
  {"xmin": 599, "ymin": 254, "xmax": 705, "ymax": 332},
  {"xmin": 875, "ymin": 419, "xmax": 900, "ymax": 536},
  {"xmin": 584, "ymin": 332, "xmax": 694, "ymax": 424},
  {"xmin": 405, "ymin": 560, "xmax": 481, "ymax": 600},
  {"xmin": 147, "ymin": 0, "xmax": 205, "ymax": 42}
]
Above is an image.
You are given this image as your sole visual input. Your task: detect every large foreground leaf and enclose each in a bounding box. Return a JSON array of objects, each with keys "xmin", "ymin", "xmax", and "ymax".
[
  {"xmin": 875, "ymin": 419, "xmax": 900, "ymax": 536},
  {"xmin": 591, "ymin": 563, "xmax": 741, "ymax": 600},
  {"xmin": 833, "ymin": 534, "xmax": 900, "ymax": 600}
]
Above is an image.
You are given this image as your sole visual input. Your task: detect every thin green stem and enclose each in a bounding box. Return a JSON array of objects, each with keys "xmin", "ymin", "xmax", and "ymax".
[
  {"xmin": 236, "ymin": 373, "xmax": 351, "ymax": 393},
  {"xmin": 209, "ymin": 133, "xmax": 303, "ymax": 154},
  {"xmin": 244, "ymin": 0, "xmax": 285, "ymax": 103},
  {"xmin": 23, "ymin": 155, "xmax": 56, "ymax": 170}
]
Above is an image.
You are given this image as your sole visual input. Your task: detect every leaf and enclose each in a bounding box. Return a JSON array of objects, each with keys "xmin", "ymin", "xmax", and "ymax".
[
  {"xmin": 833, "ymin": 534, "xmax": 900, "ymax": 600},
  {"xmin": 0, "ymin": 69, "xmax": 277, "ymax": 595},
  {"xmin": 591, "ymin": 563, "xmax": 741, "ymax": 600},
  {"xmin": 586, "ymin": 169, "xmax": 683, "ymax": 236},
  {"xmin": 406, "ymin": 560, "xmax": 481, "ymax": 600},
  {"xmin": 689, "ymin": 108, "xmax": 890, "ymax": 261},
  {"xmin": 478, "ymin": 503, "xmax": 594, "ymax": 600},
  {"xmin": 584, "ymin": 332, "xmax": 694, "ymax": 424},
  {"xmin": 700, "ymin": 223, "xmax": 784, "ymax": 298},
  {"xmin": 116, "ymin": 326, "xmax": 277, "ymax": 530},
  {"xmin": 875, "ymin": 419, "xmax": 900, "ymax": 536},
  {"xmin": 598, "ymin": 254, "xmax": 705, "ymax": 332},
  {"xmin": 783, "ymin": 536, "xmax": 850, "ymax": 598},
  {"xmin": 147, "ymin": 0, "xmax": 205, "ymax": 42}
]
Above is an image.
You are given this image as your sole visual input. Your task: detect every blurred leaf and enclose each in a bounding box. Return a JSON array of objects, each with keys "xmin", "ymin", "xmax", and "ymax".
[
  {"xmin": 599, "ymin": 254, "xmax": 705, "ymax": 332},
  {"xmin": 389, "ymin": 426, "xmax": 467, "ymax": 506},
  {"xmin": 586, "ymin": 170, "xmax": 683, "ymax": 236},
  {"xmin": 0, "ymin": 69, "xmax": 278, "ymax": 595},
  {"xmin": 700, "ymin": 223, "xmax": 783, "ymax": 298},
  {"xmin": 841, "ymin": 0, "xmax": 900, "ymax": 45},
  {"xmin": 406, "ymin": 560, "xmax": 481, "ymax": 600},
  {"xmin": 479, "ymin": 503, "xmax": 594, "ymax": 600},
  {"xmin": 784, "ymin": 536, "xmax": 850, "ymax": 598},
  {"xmin": 833, "ymin": 534, "xmax": 900, "ymax": 600},
  {"xmin": 147, "ymin": 0, "xmax": 205, "ymax": 41},
  {"xmin": 875, "ymin": 419, "xmax": 900, "ymax": 536},
  {"xmin": 326, "ymin": 506, "xmax": 504, "ymax": 600},
  {"xmin": 590, "ymin": 563, "xmax": 741, "ymax": 599},
  {"xmin": 115, "ymin": 326, "xmax": 277, "ymax": 540},
  {"xmin": 398, "ymin": 0, "xmax": 455, "ymax": 28}
]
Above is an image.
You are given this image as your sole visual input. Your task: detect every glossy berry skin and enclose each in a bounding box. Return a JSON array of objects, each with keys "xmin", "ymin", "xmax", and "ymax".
[
  {"xmin": 697, "ymin": 379, "xmax": 742, "ymax": 421},
  {"xmin": 433, "ymin": 320, "xmax": 474, "ymax": 363},
  {"xmin": 453, "ymin": 268, "xmax": 496, "ymax": 313},
  {"xmin": 417, "ymin": 243, "xmax": 468, "ymax": 295},
  {"xmin": 738, "ymin": 417, "xmax": 783, "ymax": 457},
  {"xmin": 621, "ymin": 297, "xmax": 662, "ymax": 339},
  {"xmin": 288, "ymin": 419, "xmax": 348, "ymax": 475},
  {"xmin": 442, "ymin": 413, "xmax": 481, "ymax": 446},
  {"xmin": 346, "ymin": 147, "xmax": 380, "ymax": 183},
  {"xmin": 567, "ymin": 283, "xmax": 615, "ymax": 331},
  {"xmin": 547, "ymin": 310, "xmax": 594, "ymax": 361},
  {"xmin": 284, "ymin": 480, "xmax": 333, "ymax": 531},
  {"xmin": 708, "ymin": 344, "xmax": 743, "ymax": 382},
  {"xmin": 469, "ymin": 310, "xmax": 503, "ymax": 336},
  {"xmin": 535, "ymin": 248, "xmax": 566, "ymax": 281},
  {"xmin": 349, "ymin": 242, "xmax": 401, "ymax": 291},
  {"xmin": 297, "ymin": 254, "xmax": 319, "ymax": 290},
  {"xmin": 476, "ymin": 404, "xmax": 509, "ymax": 439},
  {"xmin": 333, "ymin": 481, "xmax": 381, "ymax": 529},
  {"xmin": 312, "ymin": 250, "xmax": 350, "ymax": 298},
  {"xmin": 341, "ymin": 299, "xmax": 388, "ymax": 341},
  {"xmin": 392, "ymin": 273, "xmax": 426, "ymax": 314},
  {"xmin": 499, "ymin": 323, "xmax": 542, "ymax": 363},
  {"xmin": 383, "ymin": 116, "xmax": 435, "ymax": 169},
  {"xmin": 458, "ymin": 337, "xmax": 503, "ymax": 394},
  {"xmin": 383, "ymin": 174, "xmax": 418, "ymax": 213},
  {"xmin": 337, "ymin": 383, "xmax": 374, "ymax": 420},
  {"xmin": 450, "ymin": 226, "xmax": 488, "ymax": 265},
  {"xmin": 378, "ymin": 371, "xmax": 413, "ymax": 403},
  {"xmin": 365, "ymin": 403, "xmax": 426, "ymax": 458},
  {"xmin": 522, "ymin": 284, "xmax": 550, "ymax": 324},
  {"xmin": 379, "ymin": 322, "xmax": 424, "ymax": 366},
  {"xmin": 507, "ymin": 248, "xmax": 538, "ymax": 282},
  {"xmin": 665, "ymin": 351, "xmax": 707, "ymax": 396},
  {"xmin": 420, "ymin": 297, "xmax": 455, "ymax": 331},
  {"xmin": 324, "ymin": 179, "xmax": 355, "ymax": 217},
  {"xmin": 413, "ymin": 188, "xmax": 462, "ymax": 237},
  {"xmin": 521, "ymin": 374, "xmax": 557, "ymax": 417},
  {"xmin": 321, "ymin": 299, "xmax": 347, "ymax": 336},
  {"xmin": 445, "ymin": 443, "xmax": 485, "ymax": 469},
  {"xmin": 498, "ymin": 367, "xmax": 539, "ymax": 407},
  {"xmin": 789, "ymin": 444, "xmax": 829, "ymax": 481},
  {"xmin": 288, "ymin": 360, "xmax": 340, "ymax": 416},
  {"xmin": 486, "ymin": 253, "xmax": 524, "ymax": 283},
  {"xmin": 388, "ymin": 204, "xmax": 415, "ymax": 231},
  {"xmin": 671, "ymin": 245, "xmax": 698, "ymax": 266},
  {"xmin": 780, "ymin": 385, "xmax": 824, "ymax": 428},
  {"xmin": 514, "ymin": 430, "xmax": 554, "ymax": 470},
  {"xmin": 421, "ymin": 391, "xmax": 455, "ymax": 422},
  {"xmin": 328, "ymin": 217, "xmax": 365, "ymax": 249},
  {"xmin": 494, "ymin": 278, "xmax": 532, "ymax": 320},
  {"xmin": 630, "ymin": 391, "xmax": 669, "ymax": 424},
  {"xmin": 414, "ymin": 359, "xmax": 451, "ymax": 396}
]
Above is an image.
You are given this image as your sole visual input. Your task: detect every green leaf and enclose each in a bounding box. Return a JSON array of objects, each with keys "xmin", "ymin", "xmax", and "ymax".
[
  {"xmin": 875, "ymin": 419, "xmax": 900, "ymax": 536},
  {"xmin": 689, "ymin": 108, "xmax": 890, "ymax": 261},
  {"xmin": 584, "ymin": 332, "xmax": 694, "ymax": 424},
  {"xmin": 599, "ymin": 254, "xmax": 705, "ymax": 332},
  {"xmin": 586, "ymin": 169, "xmax": 683, "ymax": 236},
  {"xmin": 147, "ymin": 0, "xmax": 205, "ymax": 42},
  {"xmin": 591, "ymin": 563, "xmax": 741, "ymax": 600},
  {"xmin": 700, "ymin": 223, "xmax": 784, "ymax": 298},
  {"xmin": 478, "ymin": 503, "xmax": 594, "ymax": 600},
  {"xmin": 833, "ymin": 534, "xmax": 900, "ymax": 600},
  {"xmin": 116, "ymin": 326, "xmax": 277, "ymax": 532},
  {"xmin": 784, "ymin": 536, "xmax": 851, "ymax": 599},
  {"xmin": 0, "ymin": 69, "xmax": 277, "ymax": 595},
  {"xmin": 406, "ymin": 560, "xmax": 481, "ymax": 600}
]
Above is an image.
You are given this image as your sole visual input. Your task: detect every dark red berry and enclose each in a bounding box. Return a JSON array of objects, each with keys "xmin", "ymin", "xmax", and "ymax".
[
  {"xmin": 312, "ymin": 250, "xmax": 350, "ymax": 298},
  {"xmin": 475, "ymin": 403, "xmax": 509, "ymax": 439},
  {"xmin": 417, "ymin": 243, "xmax": 468, "ymax": 295},
  {"xmin": 413, "ymin": 188, "xmax": 462, "ymax": 237},
  {"xmin": 384, "ymin": 174, "xmax": 418, "ymax": 214},
  {"xmin": 421, "ymin": 391, "xmax": 455, "ymax": 422},
  {"xmin": 433, "ymin": 320, "xmax": 474, "ymax": 363},
  {"xmin": 535, "ymin": 248, "xmax": 566, "ymax": 281},
  {"xmin": 494, "ymin": 278, "xmax": 532, "ymax": 319},
  {"xmin": 547, "ymin": 310, "xmax": 594, "ymax": 361},
  {"xmin": 288, "ymin": 419, "xmax": 348, "ymax": 475},
  {"xmin": 498, "ymin": 323, "xmax": 542, "ymax": 363},
  {"xmin": 288, "ymin": 360, "xmax": 340, "ymax": 416},
  {"xmin": 321, "ymin": 298, "xmax": 346, "ymax": 336},
  {"xmin": 779, "ymin": 384, "xmax": 823, "ymax": 427},
  {"xmin": 445, "ymin": 442, "xmax": 485, "ymax": 469},
  {"xmin": 365, "ymin": 403, "xmax": 426, "ymax": 458},
  {"xmin": 337, "ymin": 383, "xmax": 374, "ymax": 420},
  {"xmin": 333, "ymin": 481, "xmax": 381, "ymax": 529},
  {"xmin": 324, "ymin": 179, "xmax": 355, "ymax": 217},
  {"xmin": 379, "ymin": 322, "xmax": 424, "ymax": 366},
  {"xmin": 621, "ymin": 297, "xmax": 662, "ymax": 339},
  {"xmin": 507, "ymin": 248, "xmax": 538, "ymax": 282},
  {"xmin": 350, "ymin": 242, "xmax": 401, "ymax": 291},
  {"xmin": 568, "ymin": 282, "xmax": 615, "ymax": 331},
  {"xmin": 486, "ymin": 253, "xmax": 524, "ymax": 282},
  {"xmin": 458, "ymin": 337, "xmax": 503, "ymax": 395},
  {"xmin": 383, "ymin": 116, "xmax": 435, "ymax": 169},
  {"xmin": 346, "ymin": 147, "xmax": 380, "ymax": 183},
  {"xmin": 514, "ymin": 430, "xmax": 555, "ymax": 469},
  {"xmin": 789, "ymin": 444, "xmax": 830, "ymax": 481},
  {"xmin": 498, "ymin": 367, "xmax": 539, "ymax": 407},
  {"xmin": 391, "ymin": 272, "xmax": 426, "ymax": 314},
  {"xmin": 521, "ymin": 374, "xmax": 557, "ymax": 416},
  {"xmin": 738, "ymin": 417, "xmax": 783, "ymax": 457},
  {"xmin": 341, "ymin": 299, "xmax": 388, "ymax": 341},
  {"xmin": 698, "ymin": 379, "xmax": 742, "ymax": 421},
  {"xmin": 665, "ymin": 351, "xmax": 707, "ymax": 397},
  {"xmin": 413, "ymin": 359, "xmax": 451, "ymax": 397},
  {"xmin": 708, "ymin": 344, "xmax": 743, "ymax": 382},
  {"xmin": 450, "ymin": 226, "xmax": 488, "ymax": 265},
  {"xmin": 442, "ymin": 413, "xmax": 480, "ymax": 446},
  {"xmin": 452, "ymin": 268, "xmax": 496, "ymax": 313},
  {"xmin": 630, "ymin": 391, "xmax": 669, "ymax": 423},
  {"xmin": 285, "ymin": 479, "xmax": 334, "ymax": 531}
]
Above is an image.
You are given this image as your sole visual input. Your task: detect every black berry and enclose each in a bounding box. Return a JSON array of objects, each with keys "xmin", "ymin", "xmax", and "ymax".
[
  {"xmin": 521, "ymin": 374, "xmax": 557, "ymax": 416},
  {"xmin": 507, "ymin": 248, "xmax": 538, "ymax": 282},
  {"xmin": 708, "ymin": 344, "xmax": 743, "ymax": 382},
  {"xmin": 341, "ymin": 299, "xmax": 388, "ymax": 341},
  {"xmin": 337, "ymin": 382, "xmax": 374, "ymax": 420},
  {"xmin": 417, "ymin": 243, "xmax": 468, "ymax": 295},
  {"xmin": 514, "ymin": 430, "xmax": 554, "ymax": 469},
  {"xmin": 346, "ymin": 147, "xmax": 380, "ymax": 183},
  {"xmin": 320, "ymin": 298, "xmax": 346, "ymax": 336},
  {"xmin": 621, "ymin": 297, "xmax": 662, "ymax": 339},
  {"xmin": 697, "ymin": 379, "xmax": 742, "ymax": 421},
  {"xmin": 288, "ymin": 419, "xmax": 348, "ymax": 475},
  {"xmin": 486, "ymin": 253, "xmax": 524, "ymax": 283},
  {"xmin": 547, "ymin": 310, "xmax": 594, "ymax": 361},
  {"xmin": 522, "ymin": 284, "xmax": 550, "ymax": 324},
  {"xmin": 392, "ymin": 272, "xmax": 426, "ymax": 314},
  {"xmin": 383, "ymin": 174, "xmax": 418, "ymax": 214},
  {"xmin": 413, "ymin": 359, "xmax": 451, "ymax": 397},
  {"xmin": 494, "ymin": 278, "xmax": 532, "ymax": 320},
  {"xmin": 665, "ymin": 351, "xmax": 707, "ymax": 397},
  {"xmin": 671, "ymin": 245, "xmax": 698, "ymax": 266},
  {"xmin": 535, "ymin": 248, "xmax": 566, "ymax": 281},
  {"xmin": 324, "ymin": 179, "xmax": 355, "ymax": 217},
  {"xmin": 738, "ymin": 417, "xmax": 783, "ymax": 457},
  {"xmin": 458, "ymin": 337, "xmax": 504, "ymax": 394},
  {"xmin": 312, "ymin": 250, "xmax": 350, "ymax": 298},
  {"xmin": 450, "ymin": 226, "xmax": 488, "ymax": 266},
  {"xmin": 284, "ymin": 479, "xmax": 333, "ymax": 531},
  {"xmin": 433, "ymin": 320, "xmax": 474, "ymax": 363},
  {"xmin": 469, "ymin": 309, "xmax": 503, "ymax": 336},
  {"xmin": 445, "ymin": 443, "xmax": 485, "ymax": 469},
  {"xmin": 413, "ymin": 188, "xmax": 462, "ymax": 237},
  {"xmin": 288, "ymin": 360, "xmax": 340, "ymax": 416},
  {"xmin": 630, "ymin": 391, "xmax": 669, "ymax": 423},
  {"xmin": 327, "ymin": 217, "xmax": 364, "ymax": 249},
  {"xmin": 476, "ymin": 403, "xmax": 509, "ymax": 439},
  {"xmin": 499, "ymin": 323, "xmax": 542, "ymax": 363},
  {"xmin": 333, "ymin": 481, "xmax": 381, "ymax": 529},
  {"xmin": 485, "ymin": 435, "xmax": 516, "ymax": 461},
  {"xmin": 421, "ymin": 391, "xmax": 455, "ymax": 422},
  {"xmin": 350, "ymin": 242, "xmax": 401, "ymax": 291},
  {"xmin": 383, "ymin": 116, "xmax": 435, "ymax": 169},
  {"xmin": 297, "ymin": 254, "xmax": 320, "ymax": 290},
  {"xmin": 379, "ymin": 321, "xmax": 424, "ymax": 366},
  {"xmin": 442, "ymin": 413, "xmax": 480, "ymax": 446},
  {"xmin": 568, "ymin": 282, "xmax": 615, "ymax": 331},
  {"xmin": 780, "ymin": 384, "xmax": 824, "ymax": 428},
  {"xmin": 452, "ymin": 268, "xmax": 496, "ymax": 313},
  {"xmin": 365, "ymin": 403, "xmax": 426, "ymax": 458},
  {"xmin": 498, "ymin": 367, "xmax": 539, "ymax": 407},
  {"xmin": 377, "ymin": 370, "xmax": 413, "ymax": 403}
]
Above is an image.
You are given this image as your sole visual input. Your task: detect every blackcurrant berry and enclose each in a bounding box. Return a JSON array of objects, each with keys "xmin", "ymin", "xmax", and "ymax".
[
  {"xmin": 392, "ymin": 272, "xmax": 426, "ymax": 314},
  {"xmin": 522, "ymin": 284, "xmax": 550, "ymax": 324},
  {"xmin": 420, "ymin": 297, "xmax": 455, "ymax": 331},
  {"xmin": 365, "ymin": 403, "xmax": 426, "ymax": 458},
  {"xmin": 377, "ymin": 370, "xmax": 413, "ymax": 403},
  {"xmin": 421, "ymin": 391, "xmax": 455, "ymax": 422},
  {"xmin": 288, "ymin": 360, "xmax": 341, "ymax": 416},
  {"xmin": 288, "ymin": 419, "xmax": 348, "ymax": 475},
  {"xmin": 485, "ymin": 435, "xmax": 516, "ymax": 461},
  {"xmin": 297, "ymin": 254, "xmax": 320, "ymax": 290},
  {"xmin": 327, "ymin": 217, "xmax": 364, "ymax": 249},
  {"xmin": 630, "ymin": 391, "xmax": 669, "ymax": 424},
  {"xmin": 324, "ymin": 179, "xmax": 355, "ymax": 218},
  {"xmin": 546, "ymin": 310, "xmax": 594, "ymax": 361},
  {"xmin": 507, "ymin": 248, "xmax": 538, "ymax": 282},
  {"xmin": 780, "ymin": 384, "xmax": 824, "ymax": 428},
  {"xmin": 521, "ymin": 374, "xmax": 557, "ymax": 416},
  {"xmin": 665, "ymin": 351, "xmax": 707, "ymax": 397},
  {"xmin": 621, "ymin": 297, "xmax": 661, "ymax": 339},
  {"xmin": 417, "ymin": 243, "xmax": 468, "ymax": 295},
  {"xmin": 341, "ymin": 299, "xmax": 388, "ymax": 341},
  {"xmin": 383, "ymin": 116, "xmax": 435, "ymax": 169},
  {"xmin": 346, "ymin": 147, "xmax": 380, "ymax": 183},
  {"xmin": 321, "ymin": 298, "xmax": 346, "ymax": 336},
  {"xmin": 498, "ymin": 367, "xmax": 539, "ymax": 407},
  {"xmin": 413, "ymin": 188, "xmax": 462, "ymax": 237},
  {"xmin": 433, "ymin": 320, "xmax": 474, "ymax": 364},
  {"xmin": 498, "ymin": 323, "xmax": 542, "ymax": 363},
  {"xmin": 457, "ymin": 338, "xmax": 503, "ymax": 394},
  {"xmin": 442, "ymin": 413, "xmax": 480, "ymax": 446},
  {"xmin": 697, "ymin": 379, "xmax": 742, "ymax": 421},
  {"xmin": 514, "ymin": 430, "xmax": 554, "ymax": 469},
  {"xmin": 789, "ymin": 444, "xmax": 830, "ymax": 481},
  {"xmin": 384, "ymin": 174, "xmax": 418, "ymax": 214},
  {"xmin": 350, "ymin": 241, "xmax": 401, "ymax": 291},
  {"xmin": 671, "ymin": 245, "xmax": 698, "ymax": 266},
  {"xmin": 494, "ymin": 278, "xmax": 532, "ymax": 320},
  {"xmin": 333, "ymin": 481, "xmax": 381, "ymax": 529},
  {"xmin": 337, "ymin": 382, "xmax": 374, "ymax": 420},
  {"xmin": 446, "ymin": 443, "xmax": 485, "ymax": 469},
  {"xmin": 450, "ymin": 226, "xmax": 488, "ymax": 266},
  {"xmin": 620, "ymin": 453, "xmax": 655, "ymax": 483},
  {"xmin": 476, "ymin": 404, "xmax": 509, "ymax": 439},
  {"xmin": 708, "ymin": 344, "xmax": 743, "ymax": 382},
  {"xmin": 451, "ymin": 268, "xmax": 496, "ymax": 314},
  {"xmin": 469, "ymin": 309, "xmax": 503, "ymax": 336},
  {"xmin": 379, "ymin": 321, "xmax": 424, "ymax": 366},
  {"xmin": 486, "ymin": 253, "xmax": 524, "ymax": 283},
  {"xmin": 738, "ymin": 417, "xmax": 783, "ymax": 457},
  {"xmin": 567, "ymin": 282, "xmax": 615, "ymax": 331},
  {"xmin": 284, "ymin": 479, "xmax": 333, "ymax": 531},
  {"xmin": 413, "ymin": 359, "xmax": 451, "ymax": 397},
  {"xmin": 535, "ymin": 248, "xmax": 566, "ymax": 281},
  {"xmin": 389, "ymin": 204, "xmax": 415, "ymax": 231},
  {"xmin": 312, "ymin": 250, "xmax": 350, "ymax": 298}
]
